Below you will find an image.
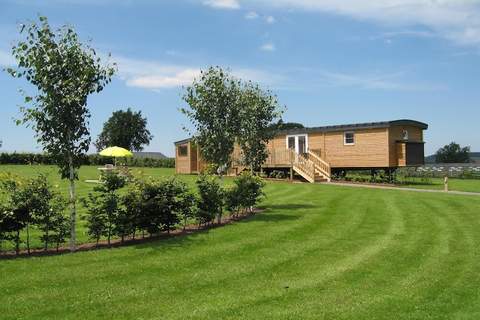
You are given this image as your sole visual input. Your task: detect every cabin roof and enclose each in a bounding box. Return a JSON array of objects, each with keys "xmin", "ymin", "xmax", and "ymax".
[
  {"xmin": 174, "ymin": 119, "xmax": 428, "ymax": 145},
  {"xmin": 174, "ymin": 138, "xmax": 192, "ymax": 146},
  {"xmin": 280, "ymin": 119, "xmax": 428, "ymax": 135}
]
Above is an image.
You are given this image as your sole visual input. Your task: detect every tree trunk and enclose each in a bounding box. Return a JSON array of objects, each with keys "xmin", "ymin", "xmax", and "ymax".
[
  {"xmin": 26, "ymin": 223, "xmax": 30, "ymax": 255},
  {"xmin": 68, "ymin": 157, "xmax": 77, "ymax": 252},
  {"xmin": 44, "ymin": 229, "xmax": 49, "ymax": 251},
  {"xmin": 15, "ymin": 230, "xmax": 20, "ymax": 256}
]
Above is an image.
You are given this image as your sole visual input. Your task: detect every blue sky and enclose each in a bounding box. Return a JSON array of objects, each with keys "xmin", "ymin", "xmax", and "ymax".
[{"xmin": 1, "ymin": 0, "xmax": 479, "ymax": 156}]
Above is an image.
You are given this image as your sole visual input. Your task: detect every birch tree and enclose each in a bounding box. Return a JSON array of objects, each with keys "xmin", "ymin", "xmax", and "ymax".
[{"xmin": 7, "ymin": 16, "xmax": 116, "ymax": 251}]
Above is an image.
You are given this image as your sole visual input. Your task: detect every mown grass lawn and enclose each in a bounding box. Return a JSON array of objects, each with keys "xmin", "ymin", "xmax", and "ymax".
[
  {"xmin": 1, "ymin": 165, "xmax": 480, "ymax": 319},
  {"xmin": 398, "ymin": 176, "xmax": 480, "ymax": 193}
]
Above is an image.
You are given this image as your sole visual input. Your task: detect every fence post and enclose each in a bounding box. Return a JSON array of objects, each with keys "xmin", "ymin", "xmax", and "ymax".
[{"xmin": 444, "ymin": 176, "xmax": 449, "ymax": 192}]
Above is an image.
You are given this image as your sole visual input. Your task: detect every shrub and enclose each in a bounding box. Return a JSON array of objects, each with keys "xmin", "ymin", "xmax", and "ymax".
[
  {"xmin": 123, "ymin": 177, "xmax": 195, "ymax": 237},
  {"xmin": 226, "ymin": 172, "xmax": 265, "ymax": 216},
  {"xmin": 82, "ymin": 172, "xmax": 126, "ymax": 246},
  {"xmin": 0, "ymin": 173, "xmax": 69, "ymax": 254},
  {"xmin": 196, "ymin": 174, "xmax": 224, "ymax": 225}
]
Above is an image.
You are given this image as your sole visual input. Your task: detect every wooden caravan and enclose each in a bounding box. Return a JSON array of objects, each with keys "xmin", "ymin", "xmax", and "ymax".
[
  {"xmin": 175, "ymin": 119, "xmax": 428, "ymax": 182},
  {"xmin": 174, "ymin": 139, "xmax": 207, "ymax": 174}
]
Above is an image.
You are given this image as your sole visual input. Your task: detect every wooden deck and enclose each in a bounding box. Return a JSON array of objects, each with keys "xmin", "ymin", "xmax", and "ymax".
[{"xmin": 232, "ymin": 148, "xmax": 332, "ymax": 183}]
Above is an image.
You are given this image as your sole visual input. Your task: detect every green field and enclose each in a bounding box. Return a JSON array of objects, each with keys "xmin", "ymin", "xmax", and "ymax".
[
  {"xmin": 1, "ymin": 165, "xmax": 480, "ymax": 319},
  {"xmin": 398, "ymin": 176, "xmax": 480, "ymax": 193}
]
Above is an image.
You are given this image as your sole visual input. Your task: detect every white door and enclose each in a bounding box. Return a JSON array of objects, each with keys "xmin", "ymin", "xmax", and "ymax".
[{"xmin": 286, "ymin": 135, "xmax": 308, "ymax": 154}]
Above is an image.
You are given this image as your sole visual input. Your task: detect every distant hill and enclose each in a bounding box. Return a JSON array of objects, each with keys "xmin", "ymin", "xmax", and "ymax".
[
  {"xmin": 133, "ymin": 152, "xmax": 169, "ymax": 159},
  {"xmin": 425, "ymin": 152, "xmax": 480, "ymax": 164}
]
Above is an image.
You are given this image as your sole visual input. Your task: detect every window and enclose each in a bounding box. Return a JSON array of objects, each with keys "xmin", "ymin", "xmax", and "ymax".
[
  {"xmin": 402, "ymin": 130, "xmax": 409, "ymax": 140},
  {"xmin": 178, "ymin": 145, "xmax": 188, "ymax": 157},
  {"xmin": 287, "ymin": 136, "xmax": 295, "ymax": 150},
  {"xmin": 344, "ymin": 131, "xmax": 355, "ymax": 145}
]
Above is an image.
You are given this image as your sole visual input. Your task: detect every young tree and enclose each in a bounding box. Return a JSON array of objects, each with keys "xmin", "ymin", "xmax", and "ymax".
[
  {"xmin": 122, "ymin": 181, "xmax": 145, "ymax": 239},
  {"xmin": 95, "ymin": 108, "xmax": 153, "ymax": 152},
  {"xmin": 196, "ymin": 174, "xmax": 224, "ymax": 225},
  {"xmin": 435, "ymin": 142, "xmax": 471, "ymax": 163},
  {"xmin": 226, "ymin": 173, "xmax": 265, "ymax": 216},
  {"xmin": 0, "ymin": 175, "xmax": 31, "ymax": 255},
  {"xmin": 237, "ymin": 82, "xmax": 283, "ymax": 172},
  {"xmin": 83, "ymin": 172, "xmax": 125, "ymax": 246},
  {"xmin": 36, "ymin": 193, "xmax": 68, "ymax": 251},
  {"xmin": 8, "ymin": 16, "xmax": 116, "ymax": 251},
  {"xmin": 181, "ymin": 67, "xmax": 242, "ymax": 173}
]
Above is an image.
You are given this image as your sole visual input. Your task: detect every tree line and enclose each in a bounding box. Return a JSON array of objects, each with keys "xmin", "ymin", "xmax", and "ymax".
[{"xmin": 0, "ymin": 152, "xmax": 174, "ymax": 168}]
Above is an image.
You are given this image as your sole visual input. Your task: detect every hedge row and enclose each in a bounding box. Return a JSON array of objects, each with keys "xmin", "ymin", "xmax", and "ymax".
[{"xmin": 0, "ymin": 152, "xmax": 175, "ymax": 168}]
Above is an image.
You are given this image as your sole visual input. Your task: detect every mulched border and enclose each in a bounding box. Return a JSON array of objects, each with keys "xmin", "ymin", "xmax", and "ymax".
[{"xmin": 0, "ymin": 209, "xmax": 264, "ymax": 260}]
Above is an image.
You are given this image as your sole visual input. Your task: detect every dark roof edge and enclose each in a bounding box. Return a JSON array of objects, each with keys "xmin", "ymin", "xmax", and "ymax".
[
  {"xmin": 174, "ymin": 138, "xmax": 192, "ymax": 146},
  {"xmin": 279, "ymin": 119, "xmax": 428, "ymax": 135}
]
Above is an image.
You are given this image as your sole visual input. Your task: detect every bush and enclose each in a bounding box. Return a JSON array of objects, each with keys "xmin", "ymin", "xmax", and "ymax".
[
  {"xmin": 0, "ymin": 152, "xmax": 175, "ymax": 168},
  {"xmin": 268, "ymin": 170, "xmax": 287, "ymax": 179},
  {"xmin": 0, "ymin": 173, "xmax": 69, "ymax": 254},
  {"xmin": 82, "ymin": 172, "xmax": 126, "ymax": 246},
  {"xmin": 120, "ymin": 177, "xmax": 196, "ymax": 238},
  {"xmin": 226, "ymin": 172, "xmax": 265, "ymax": 217},
  {"xmin": 196, "ymin": 174, "xmax": 224, "ymax": 225}
]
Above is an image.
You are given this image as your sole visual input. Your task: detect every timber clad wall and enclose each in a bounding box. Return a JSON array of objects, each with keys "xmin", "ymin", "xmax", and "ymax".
[
  {"xmin": 388, "ymin": 125, "xmax": 424, "ymax": 167},
  {"xmin": 268, "ymin": 129, "xmax": 391, "ymax": 168},
  {"xmin": 175, "ymin": 142, "xmax": 191, "ymax": 174},
  {"xmin": 322, "ymin": 128, "xmax": 389, "ymax": 168},
  {"xmin": 176, "ymin": 120, "xmax": 428, "ymax": 173}
]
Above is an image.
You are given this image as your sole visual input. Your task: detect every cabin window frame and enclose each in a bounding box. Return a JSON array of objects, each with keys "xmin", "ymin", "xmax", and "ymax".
[
  {"xmin": 344, "ymin": 131, "xmax": 355, "ymax": 146},
  {"xmin": 285, "ymin": 134, "xmax": 309, "ymax": 154},
  {"xmin": 177, "ymin": 145, "xmax": 188, "ymax": 157}
]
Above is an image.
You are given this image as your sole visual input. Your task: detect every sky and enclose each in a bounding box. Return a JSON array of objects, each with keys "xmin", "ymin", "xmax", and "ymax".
[{"xmin": 0, "ymin": 0, "xmax": 479, "ymax": 157}]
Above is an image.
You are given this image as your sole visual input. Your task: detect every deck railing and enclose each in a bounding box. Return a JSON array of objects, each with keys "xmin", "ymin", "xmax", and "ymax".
[
  {"xmin": 308, "ymin": 150, "xmax": 331, "ymax": 181},
  {"xmin": 231, "ymin": 147, "xmax": 328, "ymax": 183}
]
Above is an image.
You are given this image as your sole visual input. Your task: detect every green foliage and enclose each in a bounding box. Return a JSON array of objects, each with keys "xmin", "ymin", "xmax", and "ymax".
[
  {"xmin": 268, "ymin": 170, "xmax": 287, "ymax": 179},
  {"xmin": 7, "ymin": 16, "xmax": 116, "ymax": 179},
  {"xmin": 181, "ymin": 67, "xmax": 241, "ymax": 170},
  {"xmin": 237, "ymin": 81, "xmax": 284, "ymax": 171},
  {"xmin": 0, "ymin": 152, "xmax": 175, "ymax": 168},
  {"xmin": 95, "ymin": 108, "xmax": 153, "ymax": 152},
  {"xmin": 196, "ymin": 174, "xmax": 224, "ymax": 224},
  {"xmin": 120, "ymin": 177, "xmax": 196, "ymax": 238},
  {"xmin": 435, "ymin": 142, "xmax": 471, "ymax": 163},
  {"xmin": 36, "ymin": 193, "xmax": 69, "ymax": 251},
  {"xmin": 181, "ymin": 66, "xmax": 283, "ymax": 172},
  {"xmin": 268, "ymin": 119, "xmax": 304, "ymax": 131},
  {"xmin": 226, "ymin": 172, "xmax": 265, "ymax": 216},
  {"xmin": 7, "ymin": 16, "xmax": 115, "ymax": 251},
  {"xmin": 83, "ymin": 172, "xmax": 126, "ymax": 245},
  {"xmin": 98, "ymin": 171, "xmax": 126, "ymax": 192},
  {"xmin": 0, "ymin": 174, "xmax": 69, "ymax": 253}
]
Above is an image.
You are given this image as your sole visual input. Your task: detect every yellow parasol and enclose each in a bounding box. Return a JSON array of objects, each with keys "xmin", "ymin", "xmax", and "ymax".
[{"xmin": 99, "ymin": 146, "xmax": 133, "ymax": 166}]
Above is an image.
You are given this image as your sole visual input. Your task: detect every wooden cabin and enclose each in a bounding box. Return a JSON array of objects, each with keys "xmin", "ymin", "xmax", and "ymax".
[{"xmin": 175, "ymin": 119, "xmax": 428, "ymax": 182}]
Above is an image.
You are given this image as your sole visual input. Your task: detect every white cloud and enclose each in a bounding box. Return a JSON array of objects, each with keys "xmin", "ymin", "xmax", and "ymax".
[
  {"xmin": 247, "ymin": 0, "xmax": 480, "ymax": 46},
  {"xmin": 245, "ymin": 11, "xmax": 259, "ymax": 19},
  {"xmin": 126, "ymin": 69, "xmax": 200, "ymax": 89},
  {"xmin": 301, "ymin": 69, "xmax": 446, "ymax": 92},
  {"xmin": 203, "ymin": 0, "xmax": 240, "ymax": 10},
  {"xmin": 265, "ymin": 15, "xmax": 275, "ymax": 24},
  {"xmin": 0, "ymin": 49, "xmax": 15, "ymax": 67},
  {"xmin": 114, "ymin": 55, "xmax": 283, "ymax": 90},
  {"xmin": 260, "ymin": 42, "xmax": 276, "ymax": 51}
]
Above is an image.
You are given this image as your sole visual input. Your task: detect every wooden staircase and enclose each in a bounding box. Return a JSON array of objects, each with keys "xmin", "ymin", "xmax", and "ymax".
[{"xmin": 289, "ymin": 149, "xmax": 331, "ymax": 183}]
